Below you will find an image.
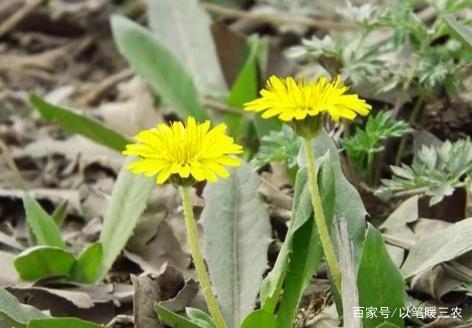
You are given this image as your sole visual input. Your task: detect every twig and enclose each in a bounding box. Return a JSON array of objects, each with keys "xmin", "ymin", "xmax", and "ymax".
[
  {"xmin": 0, "ymin": 139, "xmax": 28, "ymax": 191},
  {"xmin": 382, "ymin": 233, "xmax": 413, "ymax": 250},
  {"xmin": 79, "ymin": 69, "xmax": 134, "ymax": 106},
  {"xmin": 202, "ymin": 3, "xmax": 356, "ymax": 30},
  {"xmin": 200, "ymin": 98, "xmax": 245, "ymax": 115},
  {"xmin": 392, "ymin": 187, "xmax": 428, "ymax": 198},
  {"xmin": 0, "ymin": 37, "xmax": 93, "ymax": 70},
  {"xmin": 0, "ymin": 0, "xmax": 45, "ymax": 38}
]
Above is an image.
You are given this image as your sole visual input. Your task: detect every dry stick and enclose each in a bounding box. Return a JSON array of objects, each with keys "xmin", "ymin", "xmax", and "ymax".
[
  {"xmin": 0, "ymin": 37, "xmax": 94, "ymax": 70},
  {"xmin": 79, "ymin": 69, "xmax": 134, "ymax": 106},
  {"xmin": 0, "ymin": 139, "xmax": 28, "ymax": 191},
  {"xmin": 382, "ymin": 233, "xmax": 413, "ymax": 250},
  {"xmin": 201, "ymin": 2, "xmax": 356, "ymax": 30},
  {"xmin": 201, "ymin": 98, "xmax": 246, "ymax": 115},
  {"xmin": 0, "ymin": 0, "xmax": 45, "ymax": 38}
]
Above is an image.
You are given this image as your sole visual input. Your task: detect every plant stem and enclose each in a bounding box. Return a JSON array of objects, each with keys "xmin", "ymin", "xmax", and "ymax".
[
  {"xmin": 367, "ymin": 151, "xmax": 375, "ymax": 185},
  {"xmin": 394, "ymin": 91, "xmax": 426, "ymax": 165},
  {"xmin": 0, "ymin": 138, "xmax": 27, "ymax": 191},
  {"xmin": 303, "ymin": 138, "xmax": 342, "ymax": 294},
  {"xmin": 180, "ymin": 186, "xmax": 227, "ymax": 328}
]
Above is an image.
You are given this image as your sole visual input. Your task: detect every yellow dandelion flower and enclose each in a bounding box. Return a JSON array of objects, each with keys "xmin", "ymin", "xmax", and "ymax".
[
  {"xmin": 122, "ymin": 117, "xmax": 243, "ymax": 184},
  {"xmin": 244, "ymin": 75, "xmax": 372, "ymax": 122}
]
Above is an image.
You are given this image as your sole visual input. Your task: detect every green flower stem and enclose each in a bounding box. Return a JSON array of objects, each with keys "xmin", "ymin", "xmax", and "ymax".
[
  {"xmin": 303, "ymin": 137, "xmax": 342, "ymax": 294},
  {"xmin": 180, "ymin": 186, "xmax": 227, "ymax": 328}
]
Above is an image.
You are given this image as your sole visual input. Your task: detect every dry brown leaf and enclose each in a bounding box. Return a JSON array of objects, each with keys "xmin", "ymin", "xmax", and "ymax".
[
  {"xmin": 131, "ymin": 274, "xmax": 160, "ymax": 328},
  {"xmin": 99, "ymin": 78, "xmax": 161, "ymax": 137}
]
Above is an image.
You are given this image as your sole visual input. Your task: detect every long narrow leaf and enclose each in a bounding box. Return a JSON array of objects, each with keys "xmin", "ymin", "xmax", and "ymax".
[
  {"xmin": 111, "ymin": 15, "xmax": 207, "ymax": 120},
  {"xmin": 28, "ymin": 318, "xmax": 102, "ymax": 328},
  {"xmin": 259, "ymin": 168, "xmax": 312, "ymax": 311},
  {"xmin": 276, "ymin": 219, "xmax": 322, "ymax": 328},
  {"xmin": 0, "ymin": 288, "xmax": 46, "ymax": 328},
  {"xmin": 201, "ymin": 162, "xmax": 272, "ymax": 328},
  {"xmin": 70, "ymin": 242, "xmax": 103, "ymax": 284},
  {"xmin": 357, "ymin": 225, "xmax": 405, "ymax": 328},
  {"xmin": 99, "ymin": 158, "xmax": 154, "ymax": 276},
  {"xmin": 276, "ymin": 159, "xmax": 334, "ymax": 327},
  {"xmin": 29, "ymin": 94, "xmax": 129, "ymax": 152},
  {"xmin": 23, "ymin": 194, "xmax": 65, "ymax": 249},
  {"xmin": 147, "ymin": 0, "xmax": 227, "ymax": 96},
  {"xmin": 155, "ymin": 304, "xmax": 199, "ymax": 328}
]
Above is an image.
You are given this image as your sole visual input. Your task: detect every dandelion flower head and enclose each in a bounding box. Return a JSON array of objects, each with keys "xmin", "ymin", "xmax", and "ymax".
[
  {"xmin": 244, "ymin": 75, "xmax": 372, "ymax": 122},
  {"xmin": 123, "ymin": 117, "xmax": 243, "ymax": 184}
]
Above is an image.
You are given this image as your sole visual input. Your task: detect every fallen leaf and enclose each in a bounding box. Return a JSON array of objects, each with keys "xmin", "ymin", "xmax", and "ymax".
[
  {"xmin": 131, "ymin": 275, "xmax": 160, "ymax": 328},
  {"xmin": 402, "ymin": 217, "xmax": 472, "ymax": 278}
]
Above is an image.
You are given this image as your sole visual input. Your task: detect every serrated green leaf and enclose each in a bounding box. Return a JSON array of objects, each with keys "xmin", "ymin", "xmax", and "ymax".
[
  {"xmin": 99, "ymin": 158, "xmax": 154, "ymax": 277},
  {"xmin": 155, "ymin": 303, "xmax": 199, "ymax": 328},
  {"xmin": 201, "ymin": 162, "xmax": 272, "ymax": 328},
  {"xmin": 22, "ymin": 194, "xmax": 65, "ymax": 249},
  {"xmin": 14, "ymin": 246, "xmax": 75, "ymax": 281},
  {"xmin": 0, "ymin": 288, "xmax": 46, "ymax": 328},
  {"xmin": 29, "ymin": 94, "xmax": 129, "ymax": 152},
  {"xmin": 357, "ymin": 225, "xmax": 405, "ymax": 328},
  {"xmin": 342, "ymin": 111, "xmax": 411, "ymax": 180},
  {"xmin": 70, "ymin": 242, "xmax": 103, "ymax": 284},
  {"xmin": 111, "ymin": 15, "xmax": 207, "ymax": 120},
  {"xmin": 27, "ymin": 318, "xmax": 102, "ymax": 328},
  {"xmin": 379, "ymin": 138, "xmax": 472, "ymax": 204},
  {"xmin": 251, "ymin": 125, "xmax": 300, "ymax": 170},
  {"xmin": 445, "ymin": 16, "xmax": 472, "ymax": 49}
]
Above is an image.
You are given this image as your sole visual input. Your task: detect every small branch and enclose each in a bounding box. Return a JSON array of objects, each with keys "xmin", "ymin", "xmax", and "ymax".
[
  {"xmin": 202, "ymin": 3, "xmax": 356, "ymax": 30},
  {"xmin": 0, "ymin": 139, "xmax": 28, "ymax": 191},
  {"xmin": 201, "ymin": 98, "xmax": 245, "ymax": 115},
  {"xmin": 382, "ymin": 233, "xmax": 414, "ymax": 250},
  {"xmin": 391, "ymin": 187, "xmax": 428, "ymax": 198},
  {"xmin": 78, "ymin": 69, "xmax": 134, "ymax": 106},
  {"xmin": 0, "ymin": 0, "xmax": 45, "ymax": 38}
]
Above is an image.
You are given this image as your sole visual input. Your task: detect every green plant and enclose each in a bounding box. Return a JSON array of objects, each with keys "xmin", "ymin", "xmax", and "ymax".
[
  {"xmin": 342, "ymin": 111, "xmax": 412, "ymax": 183},
  {"xmin": 378, "ymin": 138, "xmax": 472, "ymax": 205},
  {"xmin": 13, "ymin": 3, "xmax": 427, "ymax": 328},
  {"xmin": 13, "ymin": 195, "xmax": 103, "ymax": 284},
  {"xmin": 289, "ymin": 0, "xmax": 470, "ymax": 96},
  {"xmin": 251, "ymin": 125, "xmax": 300, "ymax": 176},
  {"xmin": 0, "ymin": 288, "xmax": 103, "ymax": 328}
]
